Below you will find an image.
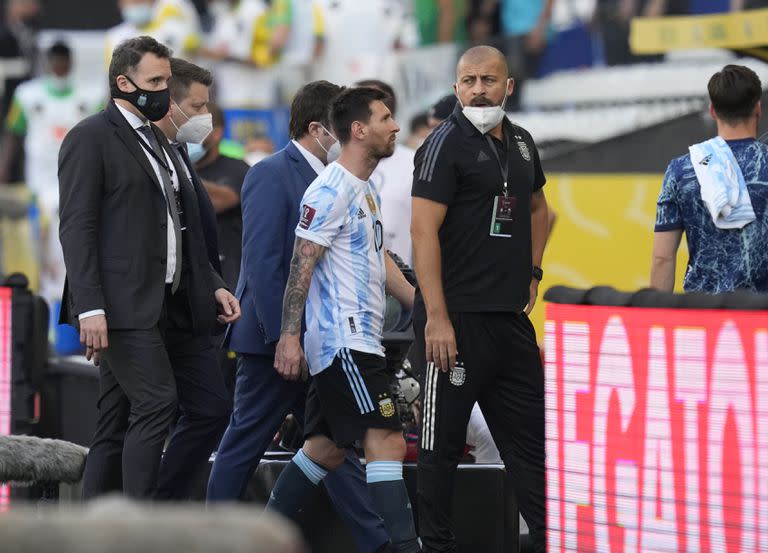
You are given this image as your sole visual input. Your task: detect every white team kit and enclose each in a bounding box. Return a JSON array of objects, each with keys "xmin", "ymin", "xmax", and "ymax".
[
  {"xmin": 295, "ymin": 161, "xmax": 386, "ymax": 375},
  {"xmin": 7, "ymin": 78, "xmax": 102, "ymax": 303},
  {"xmin": 10, "ymin": 79, "xmax": 103, "ymax": 212}
]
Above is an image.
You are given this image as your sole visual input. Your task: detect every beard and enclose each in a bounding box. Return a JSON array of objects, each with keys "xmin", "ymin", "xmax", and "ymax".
[{"xmin": 372, "ymin": 139, "xmax": 396, "ymax": 161}]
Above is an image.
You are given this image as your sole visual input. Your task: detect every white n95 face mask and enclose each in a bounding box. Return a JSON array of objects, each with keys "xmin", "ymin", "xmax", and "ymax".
[
  {"xmin": 324, "ymin": 141, "xmax": 341, "ymax": 164},
  {"xmin": 316, "ymin": 124, "xmax": 341, "ymax": 164},
  {"xmin": 458, "ymin": 79, "xmax": 510, "ymax": 134},
  {"xmin": 173, "ymin": 104, "xmax": 213, "ymax": 144}
]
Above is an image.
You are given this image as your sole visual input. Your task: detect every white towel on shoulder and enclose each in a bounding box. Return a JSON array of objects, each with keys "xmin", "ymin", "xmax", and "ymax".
[{"xmin": 689, "ymin": 137, "xmax": 756, "ymax": 229}]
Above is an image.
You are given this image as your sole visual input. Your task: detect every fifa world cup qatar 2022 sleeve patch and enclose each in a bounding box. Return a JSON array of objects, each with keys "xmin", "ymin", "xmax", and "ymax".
[{"xmin": 299, "ymin": 204, "xmax": 317, "ymax": 230}]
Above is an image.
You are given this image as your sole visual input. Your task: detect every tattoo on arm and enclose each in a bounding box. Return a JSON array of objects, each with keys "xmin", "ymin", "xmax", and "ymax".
[{"xmin": 280, "ymin": 238, "xmax": 325, "ymax": 335}]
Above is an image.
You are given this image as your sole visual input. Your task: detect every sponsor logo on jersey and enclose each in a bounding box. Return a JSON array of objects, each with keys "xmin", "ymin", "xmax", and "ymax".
[{"xmin": 357, "ymin": 207, "xmax": 367, "ymax": 219}]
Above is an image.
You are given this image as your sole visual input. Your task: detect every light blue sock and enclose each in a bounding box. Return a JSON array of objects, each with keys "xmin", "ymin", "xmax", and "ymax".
[
  {"xmin": 266, "ymin": 449, "xmax": 328, "ymax": 521},
  {"xmin": 293, "ymin": 448, "xmax": 329, "ymax": 485},
  {"xmin": 366, "ymin": 461, "xmax": 421, "ymax": 553}
]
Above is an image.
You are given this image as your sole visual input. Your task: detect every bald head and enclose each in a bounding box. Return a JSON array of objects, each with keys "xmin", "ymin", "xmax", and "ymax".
[
  {"xmin": 454, "ymin": 45, "xmax": 513, "ymax": 111},
  {"xmin": 456, "ymin": 46, "xmax": 508, "ymax": 79}
]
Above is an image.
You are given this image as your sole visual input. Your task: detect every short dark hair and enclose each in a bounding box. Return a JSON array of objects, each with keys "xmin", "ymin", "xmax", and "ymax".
[
  {"xmin": 708, "ymin": 65, "xmax": 762, "ymax": 123},
  {"xmin": 208, "ymin": 101, "xmax": 224, "ymax": 129},
  {"xmin": 108, "ymin": 36, "xmax": 172, "ymax": 97},
  {"xmin": 289, "ymin": 80, "xmax": 343, "ymax": 140},
  {"xmin": 168, "ymin": 57, "xmax": 213, "ymax": 103},
  {"xmin": 355, "ymin": 79, "xmax": 396, "ymax": 116},
  {"xmin": 331, "ymin": 87, "xmax": 388, "ymax": 145},
  {"xmin": 410, "ymin": 112, "xmax": 429, "ymax": 134},
  {"xmin": 47, "ymin": 40, "xmax": 71, "ymax": 59},
  {"xmin": 430, "ymin": 94, "xmax": 457, "ymax": 121}
]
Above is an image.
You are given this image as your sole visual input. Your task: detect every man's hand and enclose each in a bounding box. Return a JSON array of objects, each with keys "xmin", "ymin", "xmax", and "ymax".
[
  {"xmin": 425, "ymin": 312, "xmax": 457, "ymax": 372},
  {"xmin": 80, "ymin": 314, "xmax": 108, "ymax": 366},
  {"xmin": 525, "ymin": 278, "xmax": 540, "ymax": 315},
  {"xmin": 215, "ymin": 288, "xmax": 241, "ymax": 324},
  {"xmin": 274, "ymin": 333, "xmax": 305, "ymax": 381}
]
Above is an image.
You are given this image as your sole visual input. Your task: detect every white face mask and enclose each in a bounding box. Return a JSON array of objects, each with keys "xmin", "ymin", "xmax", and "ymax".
[
  {"xmin": 315, "ymin": 124, "xmax": 341, "ymax": 164},
  {"xmin": 458, "ymin": 79, "xmax": 510, "ymax": 134},
  {"xmin": 172, "ymin": 103, "xmax": 213, "ymax": 144},
  {"xmin": 121, "ymin": 4, "xmax": 154, "ymax": 27}
]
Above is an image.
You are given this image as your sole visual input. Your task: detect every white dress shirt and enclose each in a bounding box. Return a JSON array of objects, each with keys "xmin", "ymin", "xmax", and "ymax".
[
  {"xmin": 292, "ymin": 139, "xmax": 326, "ymax": 176},
  {"xmin": 79, "ymin": 103, "xmax": 180, "ymax": 320}
]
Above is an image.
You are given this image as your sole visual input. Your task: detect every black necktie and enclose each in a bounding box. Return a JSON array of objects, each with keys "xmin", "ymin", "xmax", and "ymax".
[{"xmin": 138, "ymin": 125, "xmax": 182, "ymax": 293}]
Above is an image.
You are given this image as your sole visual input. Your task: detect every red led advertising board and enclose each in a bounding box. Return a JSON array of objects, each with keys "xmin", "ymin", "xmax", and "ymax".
[
  {"xmin": 0, "ymin": 287, "xmax": 11, "ymax": 510},
  {"xmin": 545, "ymin": 304, "xmax": 768, "ymax": 552}
]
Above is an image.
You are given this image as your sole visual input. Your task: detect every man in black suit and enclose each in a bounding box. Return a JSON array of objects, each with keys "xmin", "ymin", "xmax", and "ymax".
[{"xmin": 58, "ymin": 36, "xmax": 240, "ymax": 499}]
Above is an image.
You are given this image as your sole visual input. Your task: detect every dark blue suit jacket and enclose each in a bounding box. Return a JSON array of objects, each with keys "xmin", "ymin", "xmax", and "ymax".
[{"xmin": 229, "ymin": 141, "xmax": 318, "ymax": 355}]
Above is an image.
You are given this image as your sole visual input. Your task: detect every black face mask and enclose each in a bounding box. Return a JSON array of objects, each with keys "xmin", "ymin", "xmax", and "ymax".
[{"xmin": 114, "ymin": 75, "xmax": 170, "ymax": 122}]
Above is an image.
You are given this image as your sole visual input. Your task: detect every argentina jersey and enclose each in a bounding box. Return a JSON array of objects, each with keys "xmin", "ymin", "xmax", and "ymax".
[{"xmin": 295, "ymin": 162, "xmax": 386, "ymax": 375}]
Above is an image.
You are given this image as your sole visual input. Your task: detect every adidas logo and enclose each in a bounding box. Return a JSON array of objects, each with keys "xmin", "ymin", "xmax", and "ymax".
[
  {"xmin": 357, "ymin": 208, "xmax": 367, "ymax": 219},
  {"xmin": 700, "ymin": 154, "xmax": 712, "ymax": 166},
  {"xmin": 477, "ymin": 150, "xmax": 490, "ymax": 162}
]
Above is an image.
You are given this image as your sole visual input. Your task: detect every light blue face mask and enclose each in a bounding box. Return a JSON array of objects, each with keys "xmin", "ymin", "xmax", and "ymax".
[
  {"xmin": 121, "ymin": 4, "xmax": 154, "ymax": 27},
  {"xmin": 187, "ymin": 142, "xmax": 207, "ymax": 164}
]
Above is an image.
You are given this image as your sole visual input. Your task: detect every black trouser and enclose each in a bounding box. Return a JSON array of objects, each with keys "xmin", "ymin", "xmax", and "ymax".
[
  {"xmin": 413, "ymin": 312, "xmax": 546, "ymax": 553},
  {"xmin": 154, "ymin": 329, "xmax": 232, "ymax": 500},
  {"xmin": 82, "ymin": 284, "xmax": 231, "ymax": 500},
  {"xmin": 82, "ymin": 326, "xmax": 178, "ymax": 499}
]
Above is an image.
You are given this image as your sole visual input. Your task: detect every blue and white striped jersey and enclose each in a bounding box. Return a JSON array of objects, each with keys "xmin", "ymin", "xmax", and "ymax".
[{"xmin": 295, "ymin": 162, "xmax": 386, "ymax": 375}]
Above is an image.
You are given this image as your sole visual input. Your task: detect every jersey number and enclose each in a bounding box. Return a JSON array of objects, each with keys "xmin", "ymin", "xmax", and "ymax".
[{"xmin": 373, "ymin": 220, "xmax": 384, "ymax": 252}]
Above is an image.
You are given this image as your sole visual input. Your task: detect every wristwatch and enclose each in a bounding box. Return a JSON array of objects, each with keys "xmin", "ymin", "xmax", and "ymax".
[{"xmin": 532, "ymin": 266, "xmax": 543, "ymax": 281}]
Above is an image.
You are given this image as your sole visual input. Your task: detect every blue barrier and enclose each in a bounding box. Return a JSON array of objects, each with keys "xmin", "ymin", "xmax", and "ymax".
[
  {"xmin": 51, "ymin": 301, "xmax": 81, "ymax": 356},
  {"xmin": 223, "ymin": 107, "xmax": 291, "ymax": 151}
]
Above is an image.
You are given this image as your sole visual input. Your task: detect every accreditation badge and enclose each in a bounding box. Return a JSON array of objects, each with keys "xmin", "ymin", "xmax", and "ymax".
[{"xmin": 489, "ymin": 195, "xmax": 516, "ymax": 238}]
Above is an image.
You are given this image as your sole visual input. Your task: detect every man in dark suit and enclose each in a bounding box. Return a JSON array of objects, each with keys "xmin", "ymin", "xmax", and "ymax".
[
  {"xmin": 58, "ymin": 36, "xmax": 240, "ymax": 499},
  {"xmin": 140, "ymin": 56, "xmax": 232, "ymax": 500},
  {"xmin": 206, "ymin": 80, "xmax": 389, "ymax": 553}
]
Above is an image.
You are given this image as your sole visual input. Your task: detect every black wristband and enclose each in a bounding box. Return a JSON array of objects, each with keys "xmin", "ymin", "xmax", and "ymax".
[{"xmin": 532, "ymin": 266, "xmax": 543, "ymax": 281}]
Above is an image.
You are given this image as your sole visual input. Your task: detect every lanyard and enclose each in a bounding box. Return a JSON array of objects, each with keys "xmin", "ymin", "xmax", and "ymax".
[
  {"xmin": 133, "ymin": 127, "xmax": 175, "ymax": 178},
  {"xmin": 485, "ymin": 133, "xmax": 509, "ymax": 197}
]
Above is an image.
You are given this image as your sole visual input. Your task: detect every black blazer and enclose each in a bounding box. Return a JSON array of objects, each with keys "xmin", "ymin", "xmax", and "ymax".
[
  {"xmin": 58, "ymin": 100, "xmax": 225, "ymax": 335},
  {"xmin": 176, "ymin": 143, "xmax": 222, "ymax": 276}
]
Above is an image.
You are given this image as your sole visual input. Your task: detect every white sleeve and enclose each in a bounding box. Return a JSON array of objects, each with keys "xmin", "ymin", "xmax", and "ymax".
[
  {"xmin": 295, "ymin": 181, "xmax": 350, "ymax": 248},
  {"xmin": 79, "ymin": 309, "xmax": 105, "ymax": 320}
]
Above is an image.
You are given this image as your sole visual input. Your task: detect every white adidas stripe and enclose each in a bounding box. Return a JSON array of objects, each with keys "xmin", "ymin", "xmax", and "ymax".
[
  {"xmin": 421, "ymin": 362, "xmax": 432, "ymax": 449},
  {"xmin": 428, "ymin": 363, "xmax": 438, "ymax": 450},
  {"xmin": 422, "ymin": 362, "xmax": 439, "ymax": 450},
  {"xmin": 341, "ymin": 348, "xmax": 374, "ymax": 413}
]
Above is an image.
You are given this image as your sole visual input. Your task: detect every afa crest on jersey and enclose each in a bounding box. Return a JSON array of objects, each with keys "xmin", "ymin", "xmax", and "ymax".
[{"xmin": 379, "ymin": 397, "xmax": 396, "ymax": 418}]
